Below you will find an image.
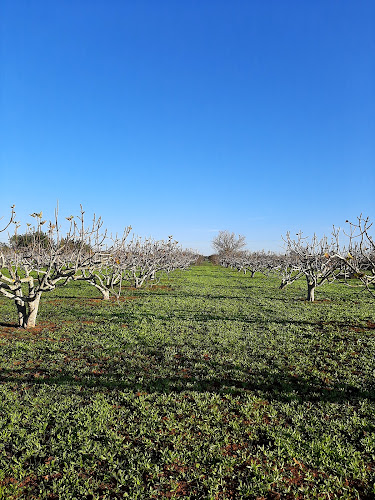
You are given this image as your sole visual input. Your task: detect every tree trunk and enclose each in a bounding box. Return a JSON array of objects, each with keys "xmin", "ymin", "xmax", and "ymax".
[
  {"xmin": 307, "ymin": 282, "xmax": 315, "ymax": 302},
  {"xmin": 91, "ymin": 282, "xmax": 110, "ymax": 300},
  {"xmin": 15, "ymin": 297, "xmax": 27, "ymax": 327},
  {"xmin": 134, "ymin": 275, "xmax": 147, "ymax": 288},
  {"xmin": 16, "ymin": 292, "xmax": 42, "ymax": 328},
  {"xmin": 25, "ymin": 292, "xmax": 42, "ymax": 328}
]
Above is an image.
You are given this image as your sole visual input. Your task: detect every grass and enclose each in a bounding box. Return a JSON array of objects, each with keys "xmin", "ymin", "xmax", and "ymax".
[{"xmin": 0, "ymin": 262, "xmax": 374, "ymax": 499}]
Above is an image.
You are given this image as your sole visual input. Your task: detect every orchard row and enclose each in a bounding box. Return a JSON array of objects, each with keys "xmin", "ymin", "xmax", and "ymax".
[{"xmin": 0, "ymin": 206, "xmax": 198, "ymax": 328}]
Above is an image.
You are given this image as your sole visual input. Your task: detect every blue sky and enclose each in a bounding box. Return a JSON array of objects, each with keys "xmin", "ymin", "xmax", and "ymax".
[{"xmin": 1, "ymin": 0, "xmax": 374, "ymax": 254}]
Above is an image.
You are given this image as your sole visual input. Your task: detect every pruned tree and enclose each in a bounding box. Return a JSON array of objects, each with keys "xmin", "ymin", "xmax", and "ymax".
[
  {"xmin": 75, "ymin": 228, "xmax": 132, "ymax": 300},
  {"xmin": 120, "ymin": 236, "xmax": 196, "ymax": 289},
  {"xmin": 0, "ymin": 206, "xmax": 115, "ymax": 328},
  {"xmin": 277, "ymin": 251, "xmax": 304, "ymax": 290},
  {"xmin": 78, "ymin": 235, "xmax": 198, "ymax": 298},
  {"xmin": 166, "ymin": 248, "xmax": 200, "ymax": 277},
  {"xmin": 333, "ymin": 215, "xmax": 375, "ymax": 297},
  {"xmin": 211, "ymin": 230, "xmax": 246, "ymax": 256},
  {"xmin": 220, "ymin": 250, "xmax": 279, "ymax": 277},
  {"xmin": 281, "ymin": 231, "xmax": 340, "ymax": 301}
]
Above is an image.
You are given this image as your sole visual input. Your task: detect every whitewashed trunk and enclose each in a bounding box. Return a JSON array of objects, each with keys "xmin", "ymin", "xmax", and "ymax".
[
  {"xmin": 92, "ymin": 283, "xmax": 110, "ymax": 300},
  {"xmin": 306, "ymin": 281, "xmax": 316, "ymax": 302},
  {"xmin": 16, "ymin": 292, "xmax": 42, "ymax": 328}
]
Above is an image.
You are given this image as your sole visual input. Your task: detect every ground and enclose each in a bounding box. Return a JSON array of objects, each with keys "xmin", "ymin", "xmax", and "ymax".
[{"xmin": 0, "ymin": 263, "xmax": 374, "ymax": 499}]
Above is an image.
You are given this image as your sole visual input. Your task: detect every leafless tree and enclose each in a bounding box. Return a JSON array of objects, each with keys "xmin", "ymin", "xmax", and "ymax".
[
  {"xmin": 277, "ymin": 251, "xmax": 304, "ymax": 289},
  {"xmin": 0, "ymin": 204, "xmax": 200, "ymax": 325},
  {"xmin": 0, "ymin": 206, "xmax": 114, "ymax": 328},
  {"xmin": 167, "ymin": 247, "xmax": 200, "ymax": 272},
  {"xmin": 220, "ymin": 250, "xmax": 279, "ymax": 277},
  {"xmin": 211, "ymin": 230, "xmax": 246, "ymax": 256},
  {"xmin": 74, "ymin": 228, "xmax": 132, "ymax": 300},
  {"xmin": 78, "ymin": 236, "xmax": 199, "ymax": 298},
  {"xmin": 281, "ymin": 231, "xmax": 340, "ymax": 301},
  {"xmin": 333, "ymin": 216, "xmax": 375, "ymax": 297},
  {"xmin": 120, "ymin": 236, "xmax": 197, "ymax": 289}
]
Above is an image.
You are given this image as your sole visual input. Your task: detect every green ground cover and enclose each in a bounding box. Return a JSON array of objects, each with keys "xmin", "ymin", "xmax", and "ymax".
[{"xmin": 0, "ymin": 263, "xmax": 374, "ymax": 499}]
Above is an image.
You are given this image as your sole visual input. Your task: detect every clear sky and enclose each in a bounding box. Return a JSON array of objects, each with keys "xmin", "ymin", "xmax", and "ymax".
[{"xmin": 1, "ymin": 0, "xmax": 374, "ymax": 254}]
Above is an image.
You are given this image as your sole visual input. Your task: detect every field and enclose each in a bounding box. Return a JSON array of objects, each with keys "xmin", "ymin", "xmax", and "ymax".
[{"xmin": 0, "ymin": 262, "xmax": 374, "ymax": 499}]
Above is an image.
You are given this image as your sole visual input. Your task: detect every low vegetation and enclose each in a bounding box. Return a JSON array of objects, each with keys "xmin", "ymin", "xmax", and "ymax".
[{"xmin": 0, "ymin": 263, "xmax": 374, "ymax": 499}]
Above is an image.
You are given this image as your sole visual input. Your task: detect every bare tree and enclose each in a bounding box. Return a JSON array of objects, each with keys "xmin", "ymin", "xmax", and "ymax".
[
  {"xmin": 74, "ymin": 228, "xmax": 132, "ymax": 300},
  {"xmin": 281, "ymin": 231, "xmax": 340, "ymax": 301},
  {"xmin": 277, "ymin": 251, "xmax": 304, "ymax": 290},
  {"xmin": 171, "ymin": 248, "xmax": 200, "ymax": 271},
  {"xmin": 211, "ymin": 230, "xmax": 246, "ymax": 256},
  {"xmin": 0, "ymin": 206, "xmax": 114, "ymax": 328},
  {"xmin": 120, "ymin": 236, "xmax": 197, "ymax": 289},
  {"xmin": 220, "ymin": 250, "xmax": 278, "ymax": 277},
  {"xmin": 333, "ymin": 216, "xmax": 375, "ymax": 297},
  {"xmin": 78, "ymin": 236, "xmax": 199, "ymax": 298}
]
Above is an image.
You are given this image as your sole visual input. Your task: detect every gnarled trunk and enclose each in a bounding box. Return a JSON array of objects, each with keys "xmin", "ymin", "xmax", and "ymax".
[
  {"xmin": 15, "ymin": 297, "xmax": 27, "ymax": 327},
  {"xmin": 91, "ymin": 282, "xmax": 110, "ymax": 300},
  {"xmin": 15, "ymin": 291, "xmax": 42, "ymax": 328}
]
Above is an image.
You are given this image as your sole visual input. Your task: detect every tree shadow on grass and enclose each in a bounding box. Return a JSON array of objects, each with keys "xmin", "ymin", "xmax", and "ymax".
[
  {"xmin": 0, "ymin": 322, "xmax": 18, "ymax": 328},
  {"xmin": 156, "ymin": 291, "xmax": 256, "ymax": 301},
  {"xmin": 111, "ymin": 305, "xmax": 368, "ymax": 329},
  {"xmin": 1, "ymin": 355, "xmax": 374, "ymax": 404}
]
